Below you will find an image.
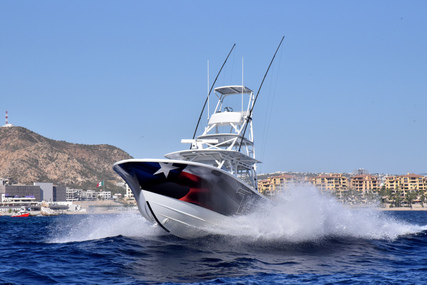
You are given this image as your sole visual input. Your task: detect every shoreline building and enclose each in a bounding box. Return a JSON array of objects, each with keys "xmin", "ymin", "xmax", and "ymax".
[
  {"xmin": 66, "ymin": 188, "xmax": 83, "ymax": 202},
  {"xmin": 350, "ymin": 174, "xmax": 380, "ymax": 193},
  {"xmin": 0, "ymin": 185, "xmax": 42, "ymax": 212},
  {"xmin": 98, "ymin": 191, "xmax": 112, "ymax": 200},
  {"xmin": 34, "ymin": 182, "xmax": 53, "ymax": 202},
  {"xmin": 0, "ymin": 185, "xmax": 42, "ymax": 202},
  {"xmin": 82, "ymin": 190, "xmax": 97, "ymax": 200},
  {"xmin": 34, "ymin": 183, "xmax": 67, "ymax": 202},
  {"xmin": 124, "ymin": 184, "xmax": 135, "ymax": 201},
  {"xmin": 258, "ymin": 174, "xmax": 301, "ymax": 196},
  {"xmin": 257, "ymin": 171, "xmax": 427, "ymax": 206},
  {"xmin": 383, "ymin": 173, "xmax": 427, "ymax": 203},
  {"xmin": 310, "ymin": 173, "xmax": 349, "ymax": 192},
  {"xmin": 385, "ymin": 173, "xmax": 427, "ymax": 191},
  {"xmin": 53, "ymin": 186, "xmax": 66, "ymax": 202}
]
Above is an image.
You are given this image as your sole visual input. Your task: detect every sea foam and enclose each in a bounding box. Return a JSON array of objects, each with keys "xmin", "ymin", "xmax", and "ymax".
[
  {"xmin": 212, "ymin": 184, "xmax": 427, "ymax": 242},
  {"xmin": 47, "ymin": 212, "xmax": 163, "ymax": 243}
]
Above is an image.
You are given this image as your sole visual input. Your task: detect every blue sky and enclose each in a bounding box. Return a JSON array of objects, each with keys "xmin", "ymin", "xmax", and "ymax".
[{"xmin": 1, "ymin": 1, "xmax": 426, "ymax": 175}]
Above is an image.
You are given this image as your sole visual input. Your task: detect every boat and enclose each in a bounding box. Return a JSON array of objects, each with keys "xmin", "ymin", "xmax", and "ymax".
[
  {"xmin": 114, "ymin": 86, "xmax": 267, "ymax": 238},
  {"xmin": 114, "ymin": 38, "xmax": 284, "ymax": 239},
  {"xmin": 11, "ymin": 212, "xmax": 30, "ymax": 217}
]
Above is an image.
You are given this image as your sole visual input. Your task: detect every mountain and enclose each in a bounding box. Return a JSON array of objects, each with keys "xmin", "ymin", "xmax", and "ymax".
[{"xmin": 0, "ymin": 126, "xmax": 132, "ymax": 191}]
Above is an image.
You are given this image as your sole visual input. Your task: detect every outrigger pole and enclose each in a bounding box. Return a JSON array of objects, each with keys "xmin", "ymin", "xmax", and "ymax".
[
  {"xmin": 238, "ymin": 36, "xmax": 285, "ymax": 151},
  {"xmin": 190, "ymin": 43, "xmax": 236, "ymax": 149}
]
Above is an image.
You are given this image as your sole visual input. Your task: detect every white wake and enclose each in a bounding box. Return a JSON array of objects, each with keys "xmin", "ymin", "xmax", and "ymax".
[
  {"xmin": 47, "ymin": 212, "xmax": 163, "ymax": 243},
  {"xmin": 213, "ymin": 184, "xmax": 427, "ymax": 242}
]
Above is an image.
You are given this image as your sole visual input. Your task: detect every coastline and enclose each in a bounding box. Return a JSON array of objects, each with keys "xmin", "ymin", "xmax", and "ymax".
[
  {"xmin": 379, "ymin": 206, "xmax": 427, "ymax": 211},
  {"xmin": 1, "ymin": 200, "xmax": 138, "ymax": 216},
  {"xmin": 3, "ymin": 201, "xmax": 427, "ymax": 217}
]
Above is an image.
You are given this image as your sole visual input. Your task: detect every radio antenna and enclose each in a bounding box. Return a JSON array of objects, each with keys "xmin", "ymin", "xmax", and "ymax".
[
  {"xmin": 239, "ymin": 36, "xmax": 285, "ymax": 151},
  {"xmin": 191, "ymin": 43, "xmax": 236, "ymax": 148}
]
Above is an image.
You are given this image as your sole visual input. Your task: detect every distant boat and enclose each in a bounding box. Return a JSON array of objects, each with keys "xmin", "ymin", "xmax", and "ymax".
[
  {"xmin": 11, "ymin": 212, "xmax": 30, "ymax": 217},
  {"xmin": 114, "ymin": 38, "xmax": 284, "ymax": 239}
]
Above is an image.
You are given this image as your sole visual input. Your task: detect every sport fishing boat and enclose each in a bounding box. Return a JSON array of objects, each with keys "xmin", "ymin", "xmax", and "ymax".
[{"xmin": 114, "ymin": 38, "xmax": 284, "ymax": 239}]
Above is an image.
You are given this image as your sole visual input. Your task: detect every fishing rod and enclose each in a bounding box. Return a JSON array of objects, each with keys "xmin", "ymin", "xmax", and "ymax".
[
  {"xmin": 238, "ymin": 36, "xmax": 285, "ymax": 152},
  {"xmin": 190, "ymin": 43, "xmax": 236, "ymax": 149}
]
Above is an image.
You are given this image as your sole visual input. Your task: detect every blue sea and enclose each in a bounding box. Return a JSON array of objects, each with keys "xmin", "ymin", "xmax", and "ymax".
[{"xmin": 1, "ymin": 188, "xmax": 427, "ymax": 285}]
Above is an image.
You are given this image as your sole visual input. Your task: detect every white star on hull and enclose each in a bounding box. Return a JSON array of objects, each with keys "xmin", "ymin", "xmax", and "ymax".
[{"xmin": 154, "ymin": 162, "xmax": 179, "ymax": 178}]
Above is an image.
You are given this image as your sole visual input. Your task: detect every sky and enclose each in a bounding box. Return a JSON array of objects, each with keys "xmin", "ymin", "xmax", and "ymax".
[{"xmin": 1, "ymin": 1, "xmax": 426, "ymax": 175}]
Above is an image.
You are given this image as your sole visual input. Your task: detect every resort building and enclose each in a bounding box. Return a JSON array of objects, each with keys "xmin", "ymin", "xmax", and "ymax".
[
  {"xmin": 258, "ymin": 173, "xmax": 350, "ymax": 196},
  {"xmin": 350, "ymin": 174, "xmax": 380, "ymax": 192},
  {"xmin": 257, "ymin": 174, "xmax": 299, "ymax": 196},
  {"xmin": 384, "ymin": 173, "xmax": 427, "ymax": 191},
  {"xmin": 258, "ymin": 179, "xmax": 271, "ymax": 195},
  {"xmin": 379, "ymin": 173, "xmax": 427, "ymax": 206},
  {"xmin": 310, "ymin": 173, "xmax": 349, "ymax": 192}
]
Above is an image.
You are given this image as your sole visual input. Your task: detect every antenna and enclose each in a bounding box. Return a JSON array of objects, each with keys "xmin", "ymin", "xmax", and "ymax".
[
  {"xmin": 242, "ymin": 57, "xmax": 244, "ymax": 112},
  {"xmin": 5, "ymin": 110, "xmax": 8, "ymax": 125},
  {"xmin": 238, "ymin": 36, "xmax": 285, "ymax": 151},
  {"xmin": 207, "ymin": 60, "xmax": 210, "ymax": 120},
  {"xmin": 191, "ymin": 43, "xmax": 236, "ymax": 148}
]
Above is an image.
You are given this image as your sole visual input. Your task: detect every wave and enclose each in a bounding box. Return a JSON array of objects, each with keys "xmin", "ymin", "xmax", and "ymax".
[
  {"xmin": 210, "ymin": 184, "xmax": 427, "ymax": 242},
  {"xmin": 47, "ymin": 212, "xmax": 165, "ymax": 243}
]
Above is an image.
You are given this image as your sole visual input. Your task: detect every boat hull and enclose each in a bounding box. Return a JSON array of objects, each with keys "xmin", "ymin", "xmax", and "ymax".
[
  {"xmin": 11, "ymin": 213, "xmax": 30, "ymax": 217},
  {"xmin": 113, "ymin": 159, "xmax": 266, "ymax": 238}
]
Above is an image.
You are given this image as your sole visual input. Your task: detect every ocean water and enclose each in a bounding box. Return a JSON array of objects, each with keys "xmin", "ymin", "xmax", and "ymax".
[{"xmin": 1, "ymin": 186, "xmax": 427, "ymax": 285}]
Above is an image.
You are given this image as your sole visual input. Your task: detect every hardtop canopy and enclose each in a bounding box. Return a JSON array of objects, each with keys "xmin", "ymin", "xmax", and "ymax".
[{"xmin": 214, "ymin": 85, "xmax": 253, "ymax": 95}]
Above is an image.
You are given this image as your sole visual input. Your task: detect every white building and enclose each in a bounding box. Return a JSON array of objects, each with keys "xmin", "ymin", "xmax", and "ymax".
[
  {"xmin": 82, "ymin": 190, "xmax": 97, "ymax": 200},
  {"xmin": 98, "ymin": 191, "xmax": 111, "ymax": 200},
  {"xmin": 1, "ymin": 194, "xmax": 36, "ymax": 204},
  {"xmin": 124, "ymin": 184, "xmax": 134, "ymax": 200},
  {"xmin": 66, "ymin": 188, "xmax": 83, "ymax": 202}
]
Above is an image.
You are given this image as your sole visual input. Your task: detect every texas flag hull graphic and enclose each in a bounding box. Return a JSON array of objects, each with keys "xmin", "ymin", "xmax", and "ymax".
[{"xmin": 113, "ymin": 159, "xmax": 264, "ymax": 237}]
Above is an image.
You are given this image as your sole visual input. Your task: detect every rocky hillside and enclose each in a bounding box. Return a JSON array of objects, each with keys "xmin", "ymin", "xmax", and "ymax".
[{"xmin": 0, "ymin": 126, "xmax": 132, "ymax": 191}]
